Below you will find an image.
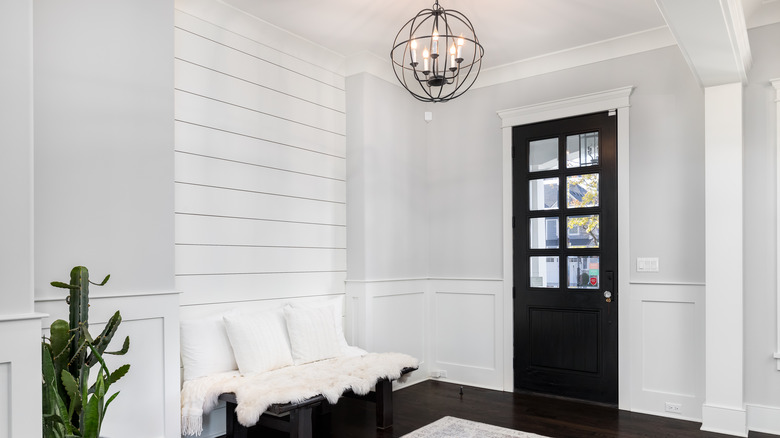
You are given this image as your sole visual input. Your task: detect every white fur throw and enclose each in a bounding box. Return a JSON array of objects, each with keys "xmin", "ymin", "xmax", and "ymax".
[{"xmin": 181, "ymin": 352, "xmax": 419, "ymax": 436}]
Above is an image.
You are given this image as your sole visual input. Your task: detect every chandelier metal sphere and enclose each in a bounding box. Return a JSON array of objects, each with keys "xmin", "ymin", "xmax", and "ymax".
[{"xmin": 390, "ymin": 0, "xmax": 484, "ymax": 103}]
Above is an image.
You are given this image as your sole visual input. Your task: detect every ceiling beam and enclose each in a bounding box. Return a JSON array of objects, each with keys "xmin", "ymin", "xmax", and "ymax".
[{"xmin": 655, "ymin": 0, "xmax": 752, "ymax": 87}]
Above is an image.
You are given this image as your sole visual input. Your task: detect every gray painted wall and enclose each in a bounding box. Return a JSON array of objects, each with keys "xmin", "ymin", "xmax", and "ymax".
[
  {"xmin": 33, "ymin": 0, "xmax": 175, "ymax": 296},
  {"xmin": 347, "ymin": 73, "xmax": 429, "ymax": 281}
]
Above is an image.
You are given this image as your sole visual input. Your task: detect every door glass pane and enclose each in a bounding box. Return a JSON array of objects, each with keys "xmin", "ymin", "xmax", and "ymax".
[
  {"xmin": 567, "ymin": 215, "xmax": 599, "ymax": 248},
  {"xmin": 566, "ymin": 132, "xmax": 599, "ymax": 168},
  {"xmin": 567, "ymin": 256, "xmax": 600, "ymax": 289},
  {"xmin": 567, "ymin": 174, "xmax": 599, "ymax": 208},
  {"xmin": 529, "ymin": 138, "xmax": 558, "ymax": 172},
  {"xmin": 529, "ymin": 177, "xmax": 558, "ymax": 211},
  {"xmin": 530, "ymin": 217, "xmax": 559, "ymax": 249},
  {"xmin": 530, "ymin": 256, "xmax": 559, "ymax": 288}
]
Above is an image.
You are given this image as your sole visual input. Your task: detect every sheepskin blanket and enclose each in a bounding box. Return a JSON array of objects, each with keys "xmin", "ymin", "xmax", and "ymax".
[{"xmin": 181, "ymin": 352, "xmax": 418, "ymax": 436}]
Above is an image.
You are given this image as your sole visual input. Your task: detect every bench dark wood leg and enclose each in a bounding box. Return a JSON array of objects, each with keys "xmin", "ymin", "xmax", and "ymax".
[
  {"xmin": 225, "ymin": 401, "xmax": 249, "ymax": 438},
  {"xmin": 289, "ymin": 405, "xmax": 314, "ymax": 438},
  {"xmin": 375, "ymin": 378, "xmax": 393, "ymax": 429},
  {"xmin": 314, "ymin": 402, "xmax": 332, "ymax": 438}
]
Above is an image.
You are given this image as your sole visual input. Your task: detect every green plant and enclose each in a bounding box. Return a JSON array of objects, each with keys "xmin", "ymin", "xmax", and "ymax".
[{"xmin": 42, "ymin": 266, "xmax": 130, "ymax": 438}]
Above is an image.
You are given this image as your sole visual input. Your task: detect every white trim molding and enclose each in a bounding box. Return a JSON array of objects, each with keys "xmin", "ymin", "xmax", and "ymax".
[
  {"xmin": 773, "ymin": 78, "xmax": 780, "ymax": 371},
  {"xmin": 496, "ymin": 86, "xmax": 633, "ymax": 402},
  {"xmin": 497, "ymin": 86, "xmax": 634, "ymax": 128}
]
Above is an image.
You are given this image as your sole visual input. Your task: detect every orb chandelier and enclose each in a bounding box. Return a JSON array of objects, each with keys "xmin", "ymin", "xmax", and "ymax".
[{"xmin": 390, "ymin": 0, "xmax": 484, "ymax": 103}]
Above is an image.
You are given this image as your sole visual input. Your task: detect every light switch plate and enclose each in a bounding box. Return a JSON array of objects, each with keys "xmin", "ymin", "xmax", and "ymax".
[{"xmin": 637, "ymin": 257, "xmax": 659, "ymax": 272}]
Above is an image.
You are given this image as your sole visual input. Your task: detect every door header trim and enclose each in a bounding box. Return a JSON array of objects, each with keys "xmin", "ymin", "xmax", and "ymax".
[{"xmin": 497, "ymin": 86, "xmax": 634, "ymax": 128}]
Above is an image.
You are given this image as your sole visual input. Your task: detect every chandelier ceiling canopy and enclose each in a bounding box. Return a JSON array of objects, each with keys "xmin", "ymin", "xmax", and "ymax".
[{"xmin": 390, "ymin": 0, "xmax": 484, "ymax": 103}]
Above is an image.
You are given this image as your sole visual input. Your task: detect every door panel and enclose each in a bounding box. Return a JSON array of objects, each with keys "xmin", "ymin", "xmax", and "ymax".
[
  {"xmin": 513, "ymin": 111, "xmax": 617, "ymax": 405},
  {"xmin": 528, "ymin": 308, "xmax": 599, "ymax": 373}
]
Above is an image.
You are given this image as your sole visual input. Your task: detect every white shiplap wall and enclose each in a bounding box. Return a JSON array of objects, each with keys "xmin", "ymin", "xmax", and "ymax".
[{"xmin": 174, "ymin": 3, "xmax": 347, "ymax": 308}]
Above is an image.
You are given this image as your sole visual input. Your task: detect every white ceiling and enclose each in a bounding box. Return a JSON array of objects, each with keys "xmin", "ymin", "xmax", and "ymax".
[{"xmin": 222, "ymin": 0, "xmax": 780, "ymax": 71}]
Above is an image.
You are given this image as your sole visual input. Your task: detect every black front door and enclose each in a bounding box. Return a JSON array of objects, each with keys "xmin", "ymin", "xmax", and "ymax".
[{"xmin": 513, "ymin": 111, "xmax": 618, "ymax": 404}]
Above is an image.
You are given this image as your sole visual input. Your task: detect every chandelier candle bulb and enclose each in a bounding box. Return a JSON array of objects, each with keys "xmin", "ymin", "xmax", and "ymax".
[
  {"xmin": 423, "ymin": 48, "xmax": 430, "ymax": 72},
  {"xmin": 411, "ymin": 39, "xmax": 418, "ymax": 63},
  {"xmin": 457, "ymin": 36, "xmax": 464, "ymax": 60},
  {"xmin": 450, "ymin": 43, "xmax": 456, "ymax": 69}
]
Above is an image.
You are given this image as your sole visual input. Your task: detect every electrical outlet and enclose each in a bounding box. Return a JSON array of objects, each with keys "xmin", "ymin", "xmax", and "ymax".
[
  {"xmin": 429, "ymin": 370, "xmax": 447, "ymax": 378},
  {"xmin": 439, "ymin": 370, "xmax": 447, "ymax": 378},
  {"xmin": 665, "ymin": 402, "xmax": 682, "ymax": 413}
]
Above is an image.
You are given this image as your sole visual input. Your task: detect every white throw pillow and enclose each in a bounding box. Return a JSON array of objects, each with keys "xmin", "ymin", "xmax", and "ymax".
[
  {"xmin": 180, "ymin": 315, "xmax": 238, "ymax": 381},
  {"xmin": 284, "ymin": 305, "xmax": 343, "ymax": 365},
  {"xmin": 294, "ymin": 296, "xmax": 350, "ymax": 350},
  {"xmin": 222, "ymin": 308, "xmax": 294, "ymax": 375}
]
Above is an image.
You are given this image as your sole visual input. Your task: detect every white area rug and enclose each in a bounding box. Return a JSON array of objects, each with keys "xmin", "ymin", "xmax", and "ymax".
[{"xmin": 402, "ymin": 416, "xmax": 548, "ymax": 438}]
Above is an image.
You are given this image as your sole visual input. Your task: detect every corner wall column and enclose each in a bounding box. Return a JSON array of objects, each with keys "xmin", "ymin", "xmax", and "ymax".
[
  {"xmin": 702, "ymin": 82, "xmax": 746, "ymax": 436},
  {"xmin": 0, "ymin": 1, "xmax": 44, "ymax": 436}
]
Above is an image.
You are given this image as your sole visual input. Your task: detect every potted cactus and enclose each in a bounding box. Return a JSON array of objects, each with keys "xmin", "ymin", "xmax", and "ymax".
[{"xmin": 42, "ymin": 266, "xmax": 130, "ymax": 438}]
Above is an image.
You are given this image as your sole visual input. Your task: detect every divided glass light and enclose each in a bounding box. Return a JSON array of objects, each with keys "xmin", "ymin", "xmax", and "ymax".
[{"xmin": 390, "ymin": 0, "xmax": 484, "ymax": 103}]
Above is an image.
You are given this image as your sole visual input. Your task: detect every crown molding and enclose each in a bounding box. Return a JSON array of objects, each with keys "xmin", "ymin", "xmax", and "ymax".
[
  {"xmin": 475, "ymin": 26, "xmax": 674, "ymax": 90},
  {"xmin": 345, "ymin": 26, "xmax": 675, "ymax": 91}
]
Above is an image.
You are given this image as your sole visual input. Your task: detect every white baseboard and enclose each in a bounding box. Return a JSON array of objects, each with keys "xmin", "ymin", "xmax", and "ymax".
[
  {"xmin": 747, "ymin": 403, "xmax": 780, "ymax": 435},
  {"xmin": 701, "ymin": 404, "xmax": 748, "ymax": 437}
]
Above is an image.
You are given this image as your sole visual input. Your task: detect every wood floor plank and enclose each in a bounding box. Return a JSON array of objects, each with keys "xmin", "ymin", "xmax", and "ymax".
[{"xmin": 236, "ymin": 380, "xmax": 777, "ymax": 438}]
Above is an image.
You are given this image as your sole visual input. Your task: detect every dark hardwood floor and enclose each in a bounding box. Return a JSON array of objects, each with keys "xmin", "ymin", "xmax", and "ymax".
[{"xmin": 241, "ymin": 380, "xmax": 778, "ymax": 438}]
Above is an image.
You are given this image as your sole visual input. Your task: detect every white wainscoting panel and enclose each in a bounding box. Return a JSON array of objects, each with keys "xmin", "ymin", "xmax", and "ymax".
[
  {"xmin": 0, "ymin": 315, "xmax": 45, "ymax": 438},
  {"xmin": 429, "ymin": 279, "xmax": 505, "ymax": 389},
  {"xmin": 629, "ymin": 283, "xmax": 705, "ymax": 421},
  {"xmin": 371, "ymin": 293, "xmax": 426, "ymax": 362},
  {"xmin": 641, "ymin": 301, "xmax": 697, "ymax": 396},
  {"xmin": 346, "ymin": 280, "xmax": 429, "ymax": 387},
  {"xmin": 36, "ymin": 292, "xmax": 180, "ymax": 438},
  {"xmin": 435, "ymin": 293, "xmax": 495, "ymax": 370}
]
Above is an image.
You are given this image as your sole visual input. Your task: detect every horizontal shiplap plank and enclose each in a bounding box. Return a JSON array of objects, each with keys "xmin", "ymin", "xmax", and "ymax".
[
  {"xmin": 174, "ymin": 27, "xmax": 345, "ymax": 112},
  {"xmin": 175, "ymin": 122, "xmax": 345, "ymax": 180},
  {"xmin": 176, "ymin": 272, "xmax": 347, "ymax": 306},
  {"xmin": 175, "ymin": 60, "xmax": 345, "ymax": 135},
  {"xmin": 175, "ymin": 91, "xmax": 346, "ymax": 158},
  {"xmin": 179, "ymin": 295, "xmax": 347, "ymax": 320},
  {"xmin": 175, "ymin": 152, "xmax": 346, "ymax": 203},
  {"xmin": 174, "ymin": 9, "xmax": 345, "ymax": 92},
  {"xmin": 176, "ymin": 246, "xmax": 346, "ymax": 275},
  {"xmin": 176, "ymin": 214, "xmax": 346, "ymax": 248},
  {"xmin": 175, "ymin": 183, "xmax": 346, "ymax": 225}
]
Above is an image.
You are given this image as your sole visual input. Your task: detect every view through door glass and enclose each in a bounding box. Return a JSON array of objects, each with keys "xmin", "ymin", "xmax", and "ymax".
[{"xmin": 513, "ymin": 111, "xmax": 618, "ymax": 404}]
